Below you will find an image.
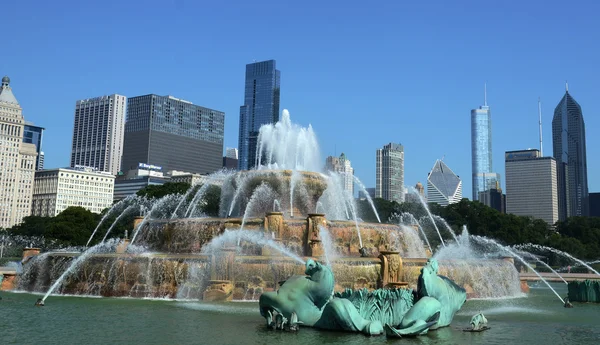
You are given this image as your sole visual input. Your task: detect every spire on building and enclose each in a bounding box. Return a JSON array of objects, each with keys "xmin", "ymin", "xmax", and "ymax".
[
  {"xmin": 484, "ymin": 82, "xmax": 487, "ymax": 107},
  {"xmin": 565, "ymin": 80, "xmax": 569, "ymax": 92}
]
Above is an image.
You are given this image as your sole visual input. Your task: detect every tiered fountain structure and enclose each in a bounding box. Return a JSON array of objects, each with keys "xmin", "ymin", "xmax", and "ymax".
[{"xmin": 8, "ymin": 110, "xmax": 527, "ymax": 302}]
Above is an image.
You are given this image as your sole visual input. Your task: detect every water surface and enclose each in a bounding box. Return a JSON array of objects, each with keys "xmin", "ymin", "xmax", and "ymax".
[{"xmin": 1, "ymin": 283, "xmax": 598, "ymax": 345}]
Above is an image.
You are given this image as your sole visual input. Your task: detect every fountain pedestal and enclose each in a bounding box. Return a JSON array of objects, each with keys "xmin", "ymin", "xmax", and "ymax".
[
  {"xmin": 264, "ymin": 212, "xmax": 284, "ymax": 238},
  {"xmin": 379, "ymin": 251, "xmax": 404, "ymax": 288},
  {"xmin": 22, "ymin": 247, "xmax": 41, "ymax": 263},
  {"xmin": 306, "ymin": 213, "xmax": 326, "ymax": 256},
  {"xmin": 309, "ymin": 239, "xmax": 324, "ymax": 257},
  {"xmin": 0, "ymin": 272, "xmax": 16, "ymax": 290}
]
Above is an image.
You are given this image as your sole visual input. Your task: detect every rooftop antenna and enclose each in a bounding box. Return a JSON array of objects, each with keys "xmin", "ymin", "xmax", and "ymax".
[
  {"xmin": 565, "ymin": 80, "xmax": 569, "ymax": 92},
  {"xmin": 538, "ymin": 97, "xmax": 543, "ymax": 156},
  {"xmin": 484, "ymin": 82, "xmax": 488, "ymax": 107}
]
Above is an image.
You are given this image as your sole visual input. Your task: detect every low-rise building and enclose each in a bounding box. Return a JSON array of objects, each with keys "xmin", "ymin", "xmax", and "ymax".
[{"xmin": 32, "ymin": 167, "xmax": 115, "ymax": 216}]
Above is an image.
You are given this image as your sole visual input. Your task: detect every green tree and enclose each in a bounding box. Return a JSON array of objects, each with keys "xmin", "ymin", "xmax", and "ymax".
[{"xmin": 137, "ymin": 182, "xmax": 191, "ymax": 199}]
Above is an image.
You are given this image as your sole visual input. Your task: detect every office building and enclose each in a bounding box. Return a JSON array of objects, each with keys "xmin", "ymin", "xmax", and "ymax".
[
  {"xmin": 376, "ymin": 143, "xmax": 405, "ymax": 203},
  {"xmin": 589, "ymin": 192, "xmax": 600, "ymax": 217},
  {"xmin": 505, "ymin": 149, "xmax": 558, "ymax": 226},
  {"xmin": 121, "ymin": 94, "xmax": 224, "ymax": 175},
  {"xmin": 0, "ymin": 76, "xmax": 37, "ymax": 228},
  {"xmin": 552, "ymin": 84, "xmax": 589, "ymax": 218},
  {"xmin": 32, "ymin": 167, "xmax": 114, "ymax": 217},
  {"xmin": 478, "ymin": 187, "xmax": 506, "ymax": 213},
  {"xmin": 23, "ymin": 123, "xmax": 45, "ymax": 170},
  {"xmin": 427, "ymin": 159, "xmax": 462, "ymax": 206},
  {"xmin": 471, "ymin": 85, "xmax": 500, "ymax": 200},
  {"xmin": 223, "ymin": 147, "xmax": 239, "ymax": 170},
  {"xmin": 114, "ymin": 163, "xmax": 170, "ymax": 201},
  {"xmin": 70, "ymin": 94, "xmax": 126, "ymax": 175},
  {"xmin": 325, "ymin": 153, "xmax": 354, "ymax": 194},
  {"xmin": 238, "ymin": 60, "xmax": 281, "ymax": 170}
]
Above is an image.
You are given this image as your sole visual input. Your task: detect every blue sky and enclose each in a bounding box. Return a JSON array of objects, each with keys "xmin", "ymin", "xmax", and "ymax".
[{"xmin": 3, "ymin": 0, "xmax": 599, "ymax": 198}]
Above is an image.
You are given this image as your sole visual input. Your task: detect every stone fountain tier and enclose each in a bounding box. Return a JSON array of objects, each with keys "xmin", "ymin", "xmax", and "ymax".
[
  {"xmin": 12, "ymin": 250, "xmax": 526, "ymax": 300},
  {"xmin": 227, "ymin": 170, "xmax": 328, "ymax": 218},
  {"xmin": 138, "ymin": 214, "xmax": 413, "ymax": 258}
]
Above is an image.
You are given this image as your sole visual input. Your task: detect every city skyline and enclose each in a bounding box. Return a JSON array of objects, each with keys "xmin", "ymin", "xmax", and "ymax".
[{"xmin": 3, "ymin": 1, "xmax": 600, "ymax": 198}]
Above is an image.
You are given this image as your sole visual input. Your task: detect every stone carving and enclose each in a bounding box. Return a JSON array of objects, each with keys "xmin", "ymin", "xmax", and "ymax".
[{"xmin": 259, "ymin": 258, "xmax": 466, "ymax": 337}]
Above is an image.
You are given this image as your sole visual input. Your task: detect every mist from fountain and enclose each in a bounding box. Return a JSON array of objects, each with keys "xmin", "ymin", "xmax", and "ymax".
[
  {"xmin": 86, "ymin": 196, "xmax": 135, "ymax": 247},
  {"xmin": 515, "ymin": 243, "xmax": 600, "ymax": 277},
  {"xmin": 512, "ymin": 248, "xmax": 567, "ymax": 284},
  {"xmin": 398, "ymin": 224, "xmax": 427, "ymax": 258},
  {"xmin": 42, "ymin": 239, "xmax": 121, "ymax": 302},
  {"xmin": 319, "ymin": 172, "xmax": 351, "ymax": 221},
  {"xmin": 315, "ymin": 201, "xmax": 323, "ymax": 214},
  {"xmin": 101, "ymin": 204, "xmax": 138, "ymax": 243},
  {"xmin": 409, "ymin": 187, "xmax": 447, "ymax": 247},
  {"xmin": 131, "ymin": 194, "xmax": 181, "ymax": 245},
  {"xmin": 398, "ymin": 212, "xmax": 432, "ymax": 252},
  {"xmin": 352, "ymin": 175, "xmax": 381, "ymax": 223},
  {"xmin": 471, "ymin": 235, "xmax": 565, "ymax": 303},
  {"xmin": 236, "ymin": 183, "xmax": 277, "ymax": 246},
  {"xmin": 255, "ymin": 109, "xmax": 321, "ymax": 172},
  {"xmin": 289, "ymin": 170, "xmax": 300, "ymax": 217},
  {"xmin": 171, "ymin": 182, "xmax": 201, "ymax": 219},
  {"xmin": 273, "ymin": 200, "xmax": 281, "ymax": 212},
  {"xmin": 206, "ymin": 229, "xmax": 305, "ymax": 264},
  {"xmin": 319, "ymin": 225, "xmax": 337, "ymax": 267},
  {"xmin": 431, "ymin": 214, "xmax": 459, "ymax": 243}
]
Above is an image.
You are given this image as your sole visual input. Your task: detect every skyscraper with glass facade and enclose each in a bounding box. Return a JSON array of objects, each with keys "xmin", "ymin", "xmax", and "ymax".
[
  {"xmin": 471, "ymin": 86, "xmax": 500, "ymax": 201},
  {"xmin": 23, "ymin": 123, "xmax": 44, "ymax": 170},
  {"xmin": 121, "ymin": 95, "xmax": 224, "ymax": 175},
  {"xmin": 376, "ymin": 143, "xmax": 404, "ymax": 203},
  {"xmin": 238, "ymin": 60, "xmax": 280, "ymax": 170},
  {"xmin": 427, "ymin": 159, "xmax": 463, "ymax": 206},
  {"xmin": 552, "ymin": 85, "xmax": 589, "ymax": 218}
]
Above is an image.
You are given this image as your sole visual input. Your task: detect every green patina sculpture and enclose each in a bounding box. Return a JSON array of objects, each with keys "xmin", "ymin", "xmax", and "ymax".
[
  {"xmin": 259, "ymin": 258, "xmax": 467, "ymax": 337},
  {"xmin": 568, "ymin": 280, "xmax": 600, "ymax": 303},
  {"xmin": 468, "ymin": 313, "xmax": 488, "ymax": 331}
]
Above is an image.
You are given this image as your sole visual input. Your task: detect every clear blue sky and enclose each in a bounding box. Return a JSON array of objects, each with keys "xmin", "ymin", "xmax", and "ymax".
[{"xmin": 3, "ymin": 0, "xmax": 599, "ymax": 198}]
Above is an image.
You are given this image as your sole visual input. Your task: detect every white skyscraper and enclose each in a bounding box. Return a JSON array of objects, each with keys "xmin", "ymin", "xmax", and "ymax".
[
  {"xmin": 70, "ymin": 94, "xmax": 126, "ymax": 175},
  {"xmin": 325, "ymin": 153, "xmax": 354, "ymax": 194},
  {"xmin": 376, "ymin": 143, "xmax": 404, "ymax": 203},
  {"xmin": 505, "ymin": 149, "xmax": 558, "ymax": 226},
  {"xmin": 427, "ymin": 159, "xmax": 462, "ymax": 206},
  {"xmin": 0, "ymin": 76, "xmax": 37, "ymax": 228}
]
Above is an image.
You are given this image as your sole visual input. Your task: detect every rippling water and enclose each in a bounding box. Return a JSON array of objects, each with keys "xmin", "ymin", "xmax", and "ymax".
[{"xmin": 1, "ymin": 283, "xmax": 599, "ymax": 345}]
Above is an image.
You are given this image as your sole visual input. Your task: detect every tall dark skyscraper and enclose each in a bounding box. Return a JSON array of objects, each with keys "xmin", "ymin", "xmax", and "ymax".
[
  {"xmin": 552, "ymin": 84, "xmax": 589, "ymax": 218},
  {"xmin": 121, "ymin": 94, "xmax": 224, "ymax": 175},
  {"xmin": 23, "ymin": 123, "xmax": 45, "ymax": 170},
  {"xmin": 238, "ymin": 60, "xmax": 280, "ymax": 170}
]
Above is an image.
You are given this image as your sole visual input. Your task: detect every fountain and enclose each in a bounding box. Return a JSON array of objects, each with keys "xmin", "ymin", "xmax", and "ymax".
[{"xmin": 5, "ymin": 108, "xmax": 583, "ymax": 318}]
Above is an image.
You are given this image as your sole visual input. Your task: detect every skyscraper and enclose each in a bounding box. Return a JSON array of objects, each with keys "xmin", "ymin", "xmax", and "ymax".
[
  {"xmin": 238, "ymin": 60, "xmax": 281, "ymax": 170},
  {"xmin": 471, "ymin": 85, "xmax": 500, "ymax": 200},
  {"xmin": 505, "ymin": 149, "xmax": 558, "ymax": 225},
  {"xmin": 325, "ymin": 153, "xmax": 354, "ymax": 194},
  {"xmin": 121, "ymin": 94, "xmax": 224, "ymax": 175},
  {"xmin": 23, "ymin": 123, "xmax": 45, "ymax": 170},
  {"xmin": 427, "ymin": 159, "xmax": 462, "ymax": 206},
  {"xmin": 70, "ymin": 94, "xmax": 126, "ymax": 175},
  {"xmin": 552, "ymin": 84, "xmax": 589, "ymax": 218},
  {"xmin": 0, "ymin": 76, "xmax": 37, "ymax": 228},
  {"xmin": 376, "ymin": 143, "xmax": 404, "ymax": 203}
]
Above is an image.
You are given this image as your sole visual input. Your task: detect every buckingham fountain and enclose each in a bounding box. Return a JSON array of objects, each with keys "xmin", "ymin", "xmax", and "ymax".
[{"xmin": 5, "ymin": 109, "xmax": 598, "ymax": 339}]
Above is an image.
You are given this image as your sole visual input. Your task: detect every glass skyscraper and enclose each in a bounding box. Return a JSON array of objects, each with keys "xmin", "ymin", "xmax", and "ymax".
[
  {"xmin": 121, "ymin": 95, "xmax": 224, "ymax": 175},
  {"xmin": 552, "ymin": 85, "xmax": 588, "ymax": 218},
  {"xmin": 23, "ymin": 123, "xmax": 45, "ymax": 170},
  {"xmin": 238, "ymin": 60, "xmax": 280, "ymax": 170},
  {"xmin": 471, "ymin": 87, "xmax": 500, "ymax": 200}
]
